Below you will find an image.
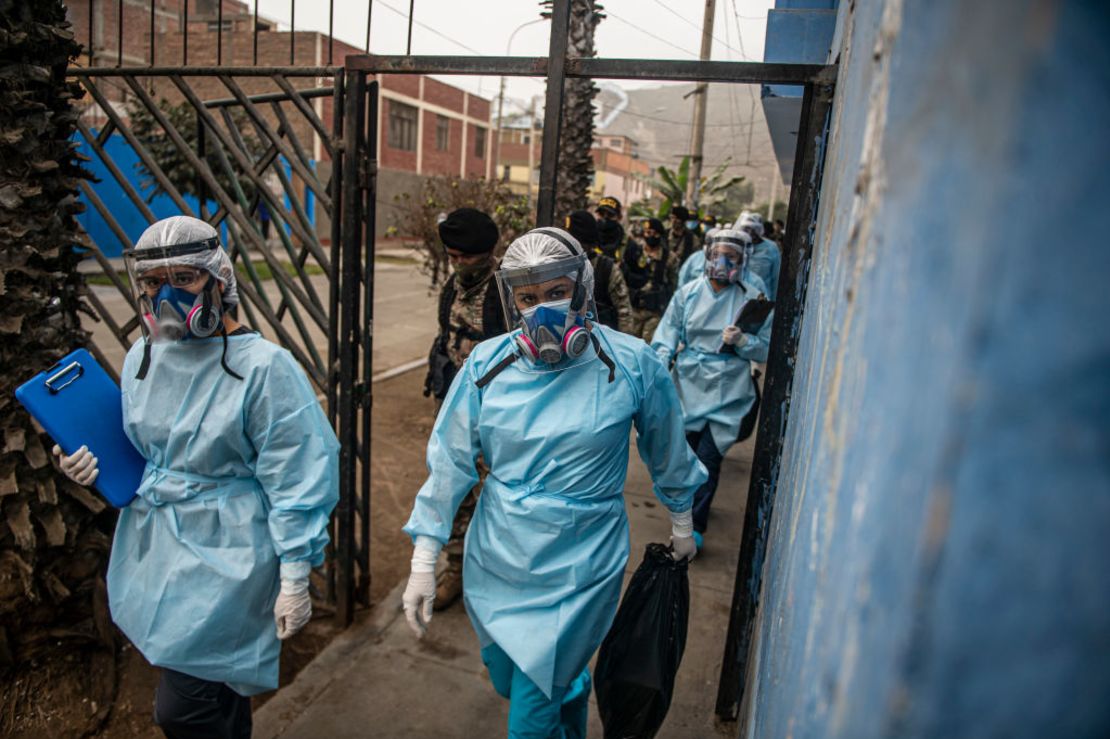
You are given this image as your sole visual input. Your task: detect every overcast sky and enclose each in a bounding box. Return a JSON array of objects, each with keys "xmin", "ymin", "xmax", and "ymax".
[{"xmin": 256, "ymin": 0, "xmax": 775, "ymax": 113}]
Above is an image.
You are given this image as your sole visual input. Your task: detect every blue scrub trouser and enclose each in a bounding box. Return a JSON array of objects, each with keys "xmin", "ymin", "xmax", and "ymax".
[
  {"xmin": 687, "ymin": 428, "xmax": 724, "ymax": 534},
  {"xmin": 480, "ymin": 643, "xmax": 591, "ymax": 738}
]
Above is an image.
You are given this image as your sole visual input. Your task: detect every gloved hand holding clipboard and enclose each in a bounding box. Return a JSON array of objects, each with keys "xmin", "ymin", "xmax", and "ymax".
[
  {"xmin": 718, "ymin": 296, "xmax": 774, "ymax": 353},
  {"xmin": 15, "ymin": 349, "xmax": 145, "ymax": 507}
]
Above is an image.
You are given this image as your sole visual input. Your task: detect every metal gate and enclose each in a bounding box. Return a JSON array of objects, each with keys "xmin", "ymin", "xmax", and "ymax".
[{"xmin": 71, "ymin": 64, "xmax": 373, "ymax": 622}]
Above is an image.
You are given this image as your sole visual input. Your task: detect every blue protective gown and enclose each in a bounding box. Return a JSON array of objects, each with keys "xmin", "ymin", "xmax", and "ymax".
[
  {"xmin": 747, "ymin": 238, "xmax": 781, "ymax": 300},
  {"xmin": 678, "ymin": 250, "xmax": 769, "ymax": 296},
  {"xmin": 677, "ymin": 250, "xmax": 705, "ymax": 287},
  {"xmin": 404, "ymin": 325, "xmax": 707, "ymax": 699},
  {"xmin": 109, "ymin": 333, "xmax": 339, "ymax": 696},
  {"xmin": 652, "ymin": 277, "xmax": 773, "ymax": 455}
]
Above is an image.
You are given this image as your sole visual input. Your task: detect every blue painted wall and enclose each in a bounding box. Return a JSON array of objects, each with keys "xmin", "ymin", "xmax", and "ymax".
[
  {"xmin": 744, "ymin": 1, "xmax": 1110, "ymax": 737},
  {"xmin": 76, "ymin": 132, "xmax": 311, "ymax": 257},
  {"xmin": 76, "ymin": 132, "xmax": 216, "ymax": 257}
]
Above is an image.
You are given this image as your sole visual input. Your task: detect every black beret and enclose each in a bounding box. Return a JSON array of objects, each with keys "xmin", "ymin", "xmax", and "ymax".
[
  {"xmin": 438, "ymin": 208, "xmax": 499, "ymax": 254},
  {"xmin": 597, "ymin": 219, "xmax": 624, "ymax": 247},
  {"xmin": 563, "ymin": 210, "xmax": 599, "ymax": 248},
  {"xmin": 646, "ymin": 217, "xmax": 664, "ymax": 233},
  {"xmin": 671, "ymin": 205, "xmax": 690, "ymax": 221}
]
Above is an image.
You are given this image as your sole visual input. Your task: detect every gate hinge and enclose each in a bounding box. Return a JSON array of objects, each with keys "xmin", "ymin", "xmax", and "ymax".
[
  {"xmin": 353, "ymin": 381, "xmax": 371, "ymax": 409},
  {"xmin": 359, "ymin": 158, "xmax": 378, "ymax": 189}
]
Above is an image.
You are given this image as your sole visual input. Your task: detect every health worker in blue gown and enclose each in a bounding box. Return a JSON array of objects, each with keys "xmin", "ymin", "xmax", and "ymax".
[
  {"xmin": 677, "ymin": 226, "xmax": 770, "ymax": 297},
  {"xmin": 652, "ymin": 228, "xmax": 773, "ymax": 548},
  {"xmin": 402, "ymin": 227, "xmax": 706, "ymax": 738},
  {"xmin": 53, "ymin": 217, "xmax": 338, "ymax": 739},
  {"xmin": 737, "ymin": 211, "xmax": 781, "ymax": 301}
]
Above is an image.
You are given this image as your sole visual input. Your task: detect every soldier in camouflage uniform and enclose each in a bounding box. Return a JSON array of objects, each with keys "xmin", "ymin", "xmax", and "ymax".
[
  {"xmin": 563, "ymin": 210, "xmax": 633, "ymax": 333},
  {"xmin": 621, "ymin": 217, "xmax": 680, "ymax": 341},
  {"xmin": 422, "ymin": 208, "xmax": 504, "ymax": 608}
]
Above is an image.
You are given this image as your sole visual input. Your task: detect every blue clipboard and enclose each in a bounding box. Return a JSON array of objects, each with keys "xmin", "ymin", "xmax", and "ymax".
[{"xmin": 15, "ymin": 349, "xmax": 145, "ymax": 508}]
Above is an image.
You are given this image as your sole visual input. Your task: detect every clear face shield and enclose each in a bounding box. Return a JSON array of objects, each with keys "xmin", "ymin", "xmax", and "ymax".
[
  {"xmin": 495, "ymin": 252, "xmax": 599, "ymax": 367},
  {"xmin": 703, "ymin": 232, "xmax": 751, "ymax": 285},
  {"xmin": 122, "ymin": 237, "xmax": 225, "ymax": 343}
]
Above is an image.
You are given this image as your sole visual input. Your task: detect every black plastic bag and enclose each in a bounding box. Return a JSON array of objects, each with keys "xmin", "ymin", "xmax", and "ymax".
[
  {"xmin": 737, "ymin": 368, "xmax": 762, "ymax": 443},
  {"xmin": 595, "ymin": 543, "xmax": 690, "ymax": 739}
]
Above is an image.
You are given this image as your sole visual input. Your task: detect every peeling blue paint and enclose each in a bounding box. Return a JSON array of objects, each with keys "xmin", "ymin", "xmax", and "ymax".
[{"xmin": 745, "ymin": 1, "xmax": 1110, "ymax": 737}]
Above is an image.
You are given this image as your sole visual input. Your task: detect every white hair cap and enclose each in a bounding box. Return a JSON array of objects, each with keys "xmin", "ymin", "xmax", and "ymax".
[
  {"xmin": 737, "ymin": 212, "xmax": 765, "ymax": 238},
  {"xmin": 499, "ymin": 227, "xmax": 595, "ymax": 299},
  {"xmin": 134, "ymin": 216, "xmax": 239, "ymax": 306}
]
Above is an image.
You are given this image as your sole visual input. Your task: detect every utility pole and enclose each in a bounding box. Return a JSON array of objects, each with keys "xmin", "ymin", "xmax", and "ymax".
[
  {"xmin": 494, "ymin": 75, "xmax": 507, "ymax": 180},
  {"xmin": 528, "ymin": 97, "xmax": 538, "ymax": 206},
  {"xmin": 686, "ymin": 0, "xmax": 717, "ymax": 209}
]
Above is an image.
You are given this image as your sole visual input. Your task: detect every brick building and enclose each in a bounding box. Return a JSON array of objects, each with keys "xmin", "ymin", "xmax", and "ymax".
[
  {"xmin": 66, "ymin": 0, "xmax": 493, "ymax": 241},
  {"xmin": 590, "ymin": 134, "xmax": 652, "ymax": 209},
  {"xmin": 494, "ymin": 112, "xmax": 541, "ymax": 199}
]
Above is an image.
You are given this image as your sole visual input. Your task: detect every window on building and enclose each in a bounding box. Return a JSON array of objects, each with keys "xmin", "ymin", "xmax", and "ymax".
[
  {"xmin": 474, "ymin": 126, "xmax": 487, "ymax": 158},
  {"xmin": 206, "ymin": 20, "xmax": 233, "ymax": 32},
  {"xmin": 523, "ymin": 134, "xmax": 530, "ymax": 145},
  {"xmin": 435, "ymin": 115, "xmax": 450, "ymax": 151},
  {"xmin": 502, "ymin": 165, "xmax": 511, "ymax": 182},
  {"xmin": 388, "ymin": 101, "xmax": 418, "ymax": 151},
  {"xmin": 610, "ymin": 138, "xmax": 622, "ymax": 148}
]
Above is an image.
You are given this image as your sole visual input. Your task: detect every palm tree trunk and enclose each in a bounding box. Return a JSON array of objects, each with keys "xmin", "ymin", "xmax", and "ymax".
[
  {"xmin": 0, "ymin": 1, "xmax": 115, "ymax": 733},
  {"xmin": 554, "ymin": 0, "xmax": 601, "ymax": 217}
]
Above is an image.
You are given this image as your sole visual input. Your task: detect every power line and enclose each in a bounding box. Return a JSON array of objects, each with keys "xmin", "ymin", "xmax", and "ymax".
[
  {"xmin": 373, "ymin": 0, "xmax": 483, "ymax": 55},
  {"xmin": 728, "ymin": 0, "xmax": 750, "ymax": 62},
  {"xmin": 603, "ymin": 9, "xmax": 700, "ymax": 58},
  {"xmin": 605, "ymin": 104, "xmax": 758, "ymax": 129},
  {"xmin": 650, "ymin": 0, "xmax": 747, "ymax": 58}
]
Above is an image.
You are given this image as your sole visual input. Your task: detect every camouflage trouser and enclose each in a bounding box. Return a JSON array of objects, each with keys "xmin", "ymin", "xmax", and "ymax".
[
  {"xmin": 435, "ymin": 396, "xmax": 485, "ymax": 574},
  {"xmin": 444, "ymin": 461, "xmax": 487, "ymax": 572},
  {"xmin": 629, "ymin": 308, "xmax": 663, "ymax": 343}
]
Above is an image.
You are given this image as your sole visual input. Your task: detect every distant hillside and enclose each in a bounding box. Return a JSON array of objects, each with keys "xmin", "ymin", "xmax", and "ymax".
[{"xmin": 595, "ymin": 82, "xmax": 785, "ymax": 207}]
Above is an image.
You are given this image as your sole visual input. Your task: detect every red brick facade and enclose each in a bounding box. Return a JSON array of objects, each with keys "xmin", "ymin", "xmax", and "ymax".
[{"xmin": 66, "ymin": 0, "xmax": 493, "ymax": 180}]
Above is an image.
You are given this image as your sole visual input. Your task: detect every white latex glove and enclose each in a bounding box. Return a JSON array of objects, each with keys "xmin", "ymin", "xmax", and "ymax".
[
  {"xmin": 275, "ymin": 561, "xmax": 312, "ymax": 640},
  {"xmin": 53, "ymin": 444, "xmax": 99, "ymax": 486},
  {"xmin": 721, "ymin": 326, "xmax": 747, "ymax": 347},
  {"xmin": 669, "ymin": 509, "xmax": 697, "ymax": 562},
  {"xmin": 402, "ymin": 540, "xmax": 439, "ymax": 638}
]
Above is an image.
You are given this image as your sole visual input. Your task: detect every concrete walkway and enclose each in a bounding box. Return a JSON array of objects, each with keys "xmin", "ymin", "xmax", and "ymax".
[{"xmin": 254, "ymin": 435, "xmax": 755, "ymax": 738}]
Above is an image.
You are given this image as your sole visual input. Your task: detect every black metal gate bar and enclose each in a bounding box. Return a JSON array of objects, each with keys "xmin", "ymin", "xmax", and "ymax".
[
  {"xmin": 74, "ymin": 66, "xmax": 337, "ymax": 76},
  {"xmin": 344, "ymin": 54, "xmax": 831, "ymax": 85},
  {"xmin": 328, "ymin": 68, "xmax": 345, "ymax": 428},
  {"xmin": 171, "ymin": 77, "xmax": 331, "ymax": 284},
  {"xmin": 325, "ymin": 68, "xmax": 345, "ymax": 606},
  {"xmin": 358, "ymin": 80, "xmax": 380, "ymax": 604},
  {"xmin": 336, "ymin": 69, "xmax": 367, "ymax": 626},
  {"xmin": 535, "ymin": 1, "xmax": 571, "ymax": 227},
  {"xmin": 714, "ymin": 71, "xmax": 837, "ymax": 723},
  {"xmin": 216, "ymin": 76, "xmax": 333, "ymax": 209}
]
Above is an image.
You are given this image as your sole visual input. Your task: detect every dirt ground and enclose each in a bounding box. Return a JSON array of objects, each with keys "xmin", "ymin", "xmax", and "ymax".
[{"xmin": 4, "ymin": 369, "xmax": 435, "ymax": 738}]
